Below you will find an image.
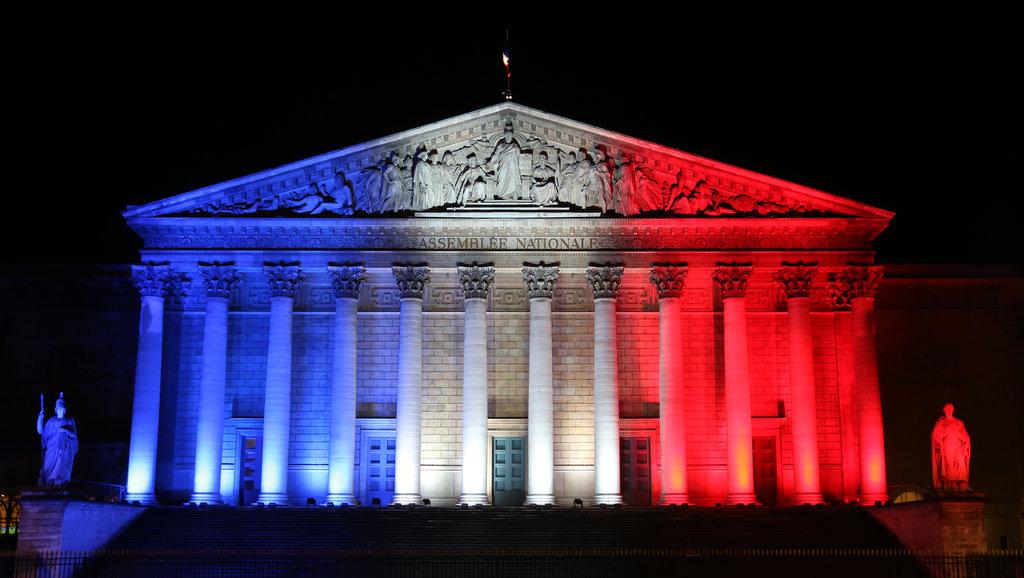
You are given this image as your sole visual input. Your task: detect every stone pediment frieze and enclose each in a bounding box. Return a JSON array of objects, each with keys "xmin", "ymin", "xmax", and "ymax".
[{"xmin": 123, "ymin": 103, "xmax": 892, "ymax": 221}]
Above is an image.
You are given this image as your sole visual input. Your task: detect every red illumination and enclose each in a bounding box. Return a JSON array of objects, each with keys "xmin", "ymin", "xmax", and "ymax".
[
  {"xmin": 658, "ymin": 297, "xmax": 690, "ymax": 504},
  {"xmin": 723, "ymin": 297, "xmax": 757, "ymax": 504},
  {"xmin": 853, "ymin": 297, "xmax": 888, "ymax": 503}
]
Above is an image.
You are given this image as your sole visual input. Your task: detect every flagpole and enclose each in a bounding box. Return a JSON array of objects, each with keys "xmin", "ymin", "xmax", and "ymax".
[{"xmin": 503, "ymin": 28, "xmax": 512, "ymax": 100}]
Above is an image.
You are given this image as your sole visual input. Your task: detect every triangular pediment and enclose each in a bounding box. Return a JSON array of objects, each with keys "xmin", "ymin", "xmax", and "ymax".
[{"xmin": 123, "ymin": 102, "xmax": 892, "ymax": 221}]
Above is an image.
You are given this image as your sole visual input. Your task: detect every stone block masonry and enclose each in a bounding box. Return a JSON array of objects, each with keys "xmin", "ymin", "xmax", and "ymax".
[{"xmin": 158, "ymin": 304, "xmax": 849, "ymax": 506}]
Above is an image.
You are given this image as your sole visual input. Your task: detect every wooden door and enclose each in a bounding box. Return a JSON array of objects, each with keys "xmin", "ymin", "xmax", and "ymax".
[
  {"xmin": 620, "ymin": 437, "xmax": 652, "ymax": 507},
  {"xmin": 238, "ymin": 434, "xmax": 262, "ymax": 506},
  {"xmin": 363, "ymin": 436, "xmax": 396, "ymax": 505},
  {"xmin": 752, "ymin": 436, "xmax": 778, "ymax": 506},
  {"xmin": 492, "ymin": 437, "xmax": 526, "ymax": 506}
]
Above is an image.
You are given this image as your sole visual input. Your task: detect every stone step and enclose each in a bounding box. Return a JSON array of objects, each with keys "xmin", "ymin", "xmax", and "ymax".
[{"xmin": 104, "ymin": 506, "xmax": 902, "ymax": 552}]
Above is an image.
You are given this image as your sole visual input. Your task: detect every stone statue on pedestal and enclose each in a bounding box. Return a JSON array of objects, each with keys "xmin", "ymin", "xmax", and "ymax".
[
  {"xmin": 36, "ymin": 392, "xmax": 78, "ymax": 488},
  {"xmin": 931, "ymin": 403, "xmax": 971, "ymax": 492}
]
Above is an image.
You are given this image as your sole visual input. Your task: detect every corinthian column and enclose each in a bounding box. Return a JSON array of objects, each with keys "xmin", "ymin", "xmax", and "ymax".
[
  {"xmin": 126, "ymin": 262, "xmax": 188, "ymax": 505},
  {"xmin": 457, "ymin": 262, "xmax": 495, "ymax": 506},
  {"xmin": 391, "ymin": 264, "xmax": 431, "ymax": 505},
  {"xmin": 649, "ymin": 264, "xmax": 691, "ymax": 505},
  {"xmin": 835, "ymin": 265, "xmax": 888, "ymax": 505},
  {"xmin": 522, "ymin": 261, "xmax": 559, "ymax": 505},
  {"xmin": 325, "ymin": 264, "xmax": 367, "ymax": 506},
  {"xmin": 189, "ymin": 261, "xmax": 240, "ymax": 505},
  {"xmin": 257, "ymin": 261, "xmax": 304, "ymax": 505},
  {"xmin": 587, "ymin": 263, "xmax": 625, "ymax": 505},
  {"xmin": 713, "ymin": 263, "xmax": 757, "ymax": 505},
  {"xmin": 774, "ymin": 262, "xmax": 823, "ymax": 505}
]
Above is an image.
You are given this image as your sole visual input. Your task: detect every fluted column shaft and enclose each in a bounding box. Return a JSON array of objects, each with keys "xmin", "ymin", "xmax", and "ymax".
[
  {"xmin": 392, "ymin": 265, "xmax": 430, "ymax": 505},
  {"xmin": 126, "ymin": 263, "xmax": 185, "ymax": 505},
  {"xmin": 650, "ymin": 265, "xmax": 690, "ymax": 505},
  {"xmin": 325, "ymin": 265, "xmax": 366, "ymax": 505},
  {"xmin": 836, "ymin": 265, "xmax": 888, "ymax": 504},
  {"xmin": 852, "ymin": 297, "xmax": 887, "ymax": 503},
  {"xmin": 190, "ymin": 262, "xmax": 240, "ymax": 505},
  {"xmin": 458, "ymin": 263, "xmax": 494, "ymax": 506},
  {"xmin": 257, "ymin": 262, "xmax": 304, "ymax": 505},
  {"xmin": 523, "ymin": 262, "xmax": 559, "ymax": 505},
  {"xmin": 715, "ymin": 264, "xmax": 757, "ymax": 505},
  {"xmin": 588, "ymin": 264, "xmax": 624, "ymax": 505},
  {"xmin": 775, "ymin": 263, "xmax": 823, "ymax": 505}
]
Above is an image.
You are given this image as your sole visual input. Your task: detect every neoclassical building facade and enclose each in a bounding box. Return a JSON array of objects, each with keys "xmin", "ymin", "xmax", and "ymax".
[{"xmin": 121, "ymin": 103, "xmax": 896, "ymax": 508}]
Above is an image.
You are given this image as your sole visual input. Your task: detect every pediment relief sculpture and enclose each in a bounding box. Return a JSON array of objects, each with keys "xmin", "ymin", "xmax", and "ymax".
[{"xmin": 129, "ymin": 104, "xmax": 889, "ymax": 221}]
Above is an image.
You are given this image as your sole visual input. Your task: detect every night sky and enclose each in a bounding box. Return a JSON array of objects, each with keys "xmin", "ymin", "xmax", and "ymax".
[{"xmin": 9, "ymin": 17, "xmax": 1019, "ymax": 265}]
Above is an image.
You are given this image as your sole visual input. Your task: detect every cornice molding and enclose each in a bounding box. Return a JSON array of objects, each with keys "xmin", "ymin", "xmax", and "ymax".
[{"xmin": 126, "ymin": 216, "xmax": 889, "ymax": 252}]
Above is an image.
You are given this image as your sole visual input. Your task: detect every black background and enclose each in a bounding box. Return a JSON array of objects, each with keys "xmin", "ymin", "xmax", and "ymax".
[{"xmin": 8, "ymin": 15, "xmax": 1020, "ymax": 265}]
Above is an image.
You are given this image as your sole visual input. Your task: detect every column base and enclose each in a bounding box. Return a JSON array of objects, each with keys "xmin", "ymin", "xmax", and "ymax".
[
  {"xmin": 790, "ymin": 492, "xmax": 824, "ymax": 506},
  {"xmin": 658, "ymin": 493, "xmax": 692, "ymax": 506},
  {"xmin": 524, "ymin": 494, "xmax": 556, "ymax": 506},
  {"xmin": 186, "ymin": 492, "xmax": 223, "ymax": 506},
  {"xmin": 323, "ymin": 493, "xmax": 358, "ymax": 506},
  {"xmin": 860, "ymin": 493, "xmax": 889, "ymax": 506},
  {"xmin": 457, "ymin": 493, "xmax": 490, "ymax": 506},
  {"xmin": 593, "ymin": 493, "xmax": 624, "ymax": 506},
  {"xmin": 725, "ymin": 493, "xmax": 760, "ymax": 506},
  {"xmin": 124, "ymin": 492, "xmax": 158, "ymax": 506},
  {"xmin": 391, "ymin": 493, "xmax": 423, "ymax": 506},
  {"xmin": 256, "ymin": 492, "xmax": 289, "ymax": 506}
]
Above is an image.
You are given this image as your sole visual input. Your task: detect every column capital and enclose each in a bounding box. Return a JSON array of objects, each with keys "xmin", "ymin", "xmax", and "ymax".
[
  {"xmin": 131, "ymin": 262, "xmax": 189, "ymax": 299},
  {"xmin": 456, "ymin": 262, "xmax": 495, "ymax": 300},
  {"xmin": 522, "ymin": 261, "xmax": 560, "ymax": 299},
  {"xmin": 262, "ymin": 261, "xmax": 304, "ymax": 298},
  {"xmin": 392, "ymin": 263, "xmax": 431, "ymax": 299},
  {"xmin": 586, "ymin": 262, "xmax": 625, "ymax": 299},
  {"xmin": 712, "ymin": 262, "xmax": 754, "ymax": 299},
  {"xmin": 832, "ymin": 264, "xmax": 884, "ymax": 301},
  {"xmin": 773, "ymin": 261, "xmax": 818, "ymax": 299},
  {"xmin": 327, "ymin": 263, "xmax": 367, "ymax": 299},
  {"xmin": 649, "ymin": 263, "xmax": 688, "ymax": 299},
  {"xmin": 197, "ymin": 261, "xmax": 240, "ymax": 299}
]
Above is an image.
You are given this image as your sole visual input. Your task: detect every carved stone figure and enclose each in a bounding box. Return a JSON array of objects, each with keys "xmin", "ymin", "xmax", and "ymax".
[
  {"xmin": 323, "ymin": 169, "xmax": 356, "ymax": 214},
  {"xmin": 380, "ymin": 152, "xmax": 410, "ymax": 212},
  {"xmin": 666, "ymin": 171, "xmax": 692, "ymax": 214},
  {"xmin": 556, "ymin": 150, "xmax": 578, "ymax": 203},
  {"xmin": 612, "ymin": 153, "xmax": 638, "ymax": 215},
  {"xmin": 583, "ymin": 146, "xmax": 613, "ymax": 211},
  {"xmin": 36, "ymin": 392, "xmax": 78, "ymax": 488},
  {"xmin": 455, "ymin": 153, "xmax": 491, "ymax": 205},
  {"xmin": 632, "ymin": 162, "xmax": 665, "ymax": 213},
  {"xmin": 412, "ymin": 149, "xmax": 437, "ymax": 211},
  {"xmin": 531, "ymin": 151, "xmax": 559, "ymax": 206},
  {"xmin": 283, "ymin": 181, "xmax": 351, "ymax": 216},
  {"xmin": 486, "ymin": 121, "xmax": 527, "ymax": 201},
  {"xmin": 931, "ymin": 403, "xmax": 971, "ymax": 491},
  {"xmin": 355, "ymin": 163, "xmax": 384, "ymax": 213},
  {"xmin": 562, "ymin": 149, "xmax": 591, "ymax": 208},
  {"xmin": 437, "ymin": 151, "xmax": 459, "ymax": 206}
]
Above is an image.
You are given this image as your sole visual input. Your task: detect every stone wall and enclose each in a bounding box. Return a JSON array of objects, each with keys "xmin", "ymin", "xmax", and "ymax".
[{"xmin": 16, "ymin": 494, "xmax": 145, "ymax": 553}]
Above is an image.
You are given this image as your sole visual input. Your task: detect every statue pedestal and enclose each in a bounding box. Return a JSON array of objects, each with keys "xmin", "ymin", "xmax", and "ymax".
[
  {"xmin": 870, "ymin": 492, "xmax": 987, "ymax": 553},
  {"xmin": 16, "ymin": 489, "xmax": 147, "ymax": 553}
]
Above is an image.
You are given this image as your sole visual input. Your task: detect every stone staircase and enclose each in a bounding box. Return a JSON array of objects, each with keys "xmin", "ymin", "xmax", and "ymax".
[{"xmin": 104, "ymin": 505, "xmax": 902, "ymax": 551}]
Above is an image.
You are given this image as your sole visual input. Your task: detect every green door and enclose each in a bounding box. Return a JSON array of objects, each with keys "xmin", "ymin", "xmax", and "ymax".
[{"xmin": 492, "ymin": 437, "xmax": 525, "ymax": 506}]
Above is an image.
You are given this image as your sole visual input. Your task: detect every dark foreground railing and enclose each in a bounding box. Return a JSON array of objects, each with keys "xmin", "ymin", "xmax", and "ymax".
[{"xmin": 0, "ymin": 548, "xmax": 1021, "ymax": 578}]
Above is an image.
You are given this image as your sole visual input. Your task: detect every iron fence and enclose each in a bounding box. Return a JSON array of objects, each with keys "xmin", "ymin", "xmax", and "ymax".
[
  {"xmin": 67, "ymin": 480, "xmax": 126, "ymax": 504},
  {"xmin": 0, "ymin": 548, "xmax": 1020, "ymax": 578}
]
